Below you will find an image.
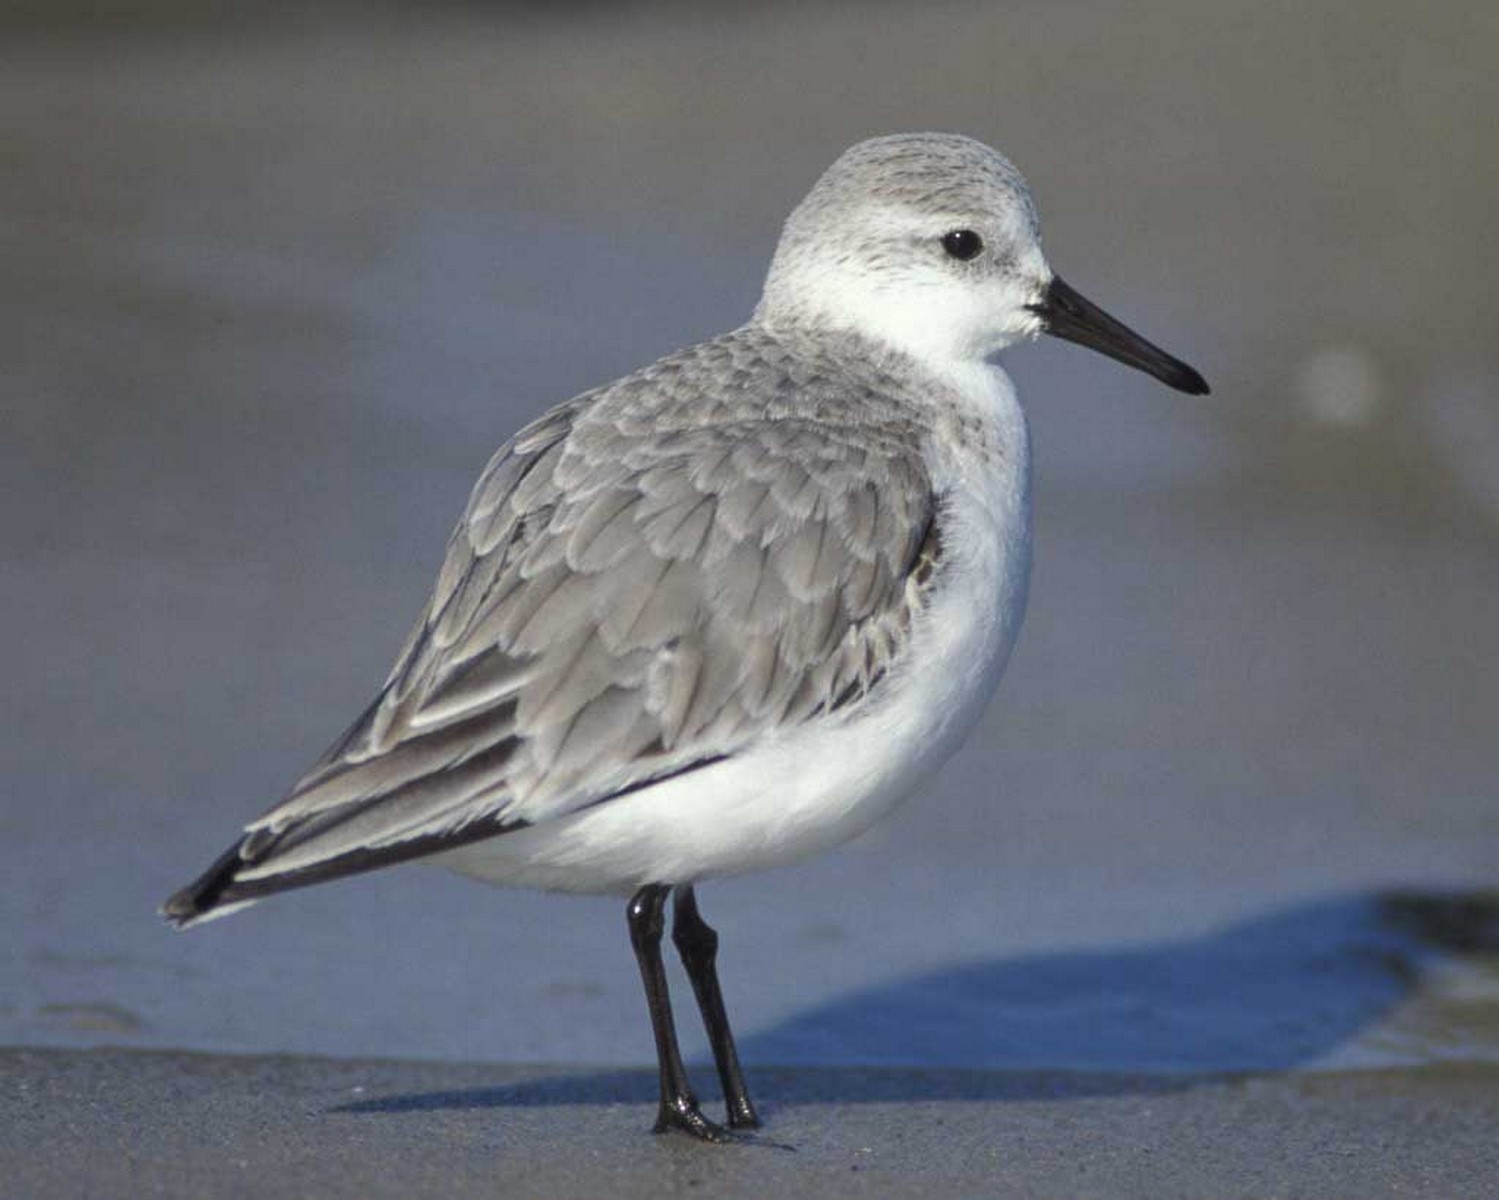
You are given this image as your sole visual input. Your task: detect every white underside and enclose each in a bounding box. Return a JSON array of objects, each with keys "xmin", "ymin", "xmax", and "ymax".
[{"xmin": 434, "ymin": 361, "xmax": 1033, "ymax": 896}]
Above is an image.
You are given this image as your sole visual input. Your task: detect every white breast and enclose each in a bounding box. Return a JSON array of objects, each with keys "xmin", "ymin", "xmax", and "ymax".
[{"xmin": 438, "ymin": 364, "xmax": 1033, "ymax": 895}]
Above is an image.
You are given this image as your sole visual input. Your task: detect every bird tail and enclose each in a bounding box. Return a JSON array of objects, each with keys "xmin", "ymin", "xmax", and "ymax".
[
  {"xmin": 160, "ymin": 841, "xmax": 260, "ymax": 929},
  {"xmin": 159, "ymin": 801, "xmax": 531, "ymax": 930}
]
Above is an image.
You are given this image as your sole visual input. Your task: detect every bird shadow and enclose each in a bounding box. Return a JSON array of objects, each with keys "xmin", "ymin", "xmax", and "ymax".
[{"xmin": 335, "ymin": 888, "xmax": 1496, "ymax": 1116}]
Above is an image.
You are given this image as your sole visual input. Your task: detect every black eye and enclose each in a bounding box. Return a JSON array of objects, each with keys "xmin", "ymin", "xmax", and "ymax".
[{"xmin": 941, "ymin": 229, "xmax": 984, "ymax": 261}]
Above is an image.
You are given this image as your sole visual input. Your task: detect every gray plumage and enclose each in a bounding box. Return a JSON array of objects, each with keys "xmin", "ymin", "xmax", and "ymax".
[
  {"xmin": 159, "ymin": 129, "xmax": 1211, "ymax": 1148},
  {"xmin": 172, "ymin": 324, "xmax": 945, "ymax": 911}
]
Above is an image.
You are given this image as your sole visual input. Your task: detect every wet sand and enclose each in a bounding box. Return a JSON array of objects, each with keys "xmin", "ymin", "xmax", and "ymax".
[{"xmin": 6, "ymin": 1047, "xmax": 1497, "ymax": 1199}]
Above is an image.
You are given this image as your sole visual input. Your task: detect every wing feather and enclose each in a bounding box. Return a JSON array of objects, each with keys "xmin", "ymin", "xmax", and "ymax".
[{"xmin": 164, "ymin": 329, "xmax": 946, "ymax": 922}]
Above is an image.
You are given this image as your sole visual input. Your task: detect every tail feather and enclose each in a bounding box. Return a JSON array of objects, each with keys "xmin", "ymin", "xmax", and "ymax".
[
  {"xmin": 160, "ymin": 842, "xmax": 248, "ymax": 928},
  {"xmin": 159, "ymin": 809, "xmax": 530, "ymax": 930}
]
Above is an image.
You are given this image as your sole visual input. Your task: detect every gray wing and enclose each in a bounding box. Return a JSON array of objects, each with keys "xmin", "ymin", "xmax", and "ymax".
[{"xmin": 165, "ymin": 355, "xmax": 939, "ymax": 918}]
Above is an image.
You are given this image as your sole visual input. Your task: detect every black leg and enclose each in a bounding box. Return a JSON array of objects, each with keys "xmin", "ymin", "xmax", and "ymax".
[
  {"xmin": 627, "ymin": 884, "xmax": 730, "ymax": 1142},
  {"xmin": 672, "ymin": 886, "xmax": 760, "ymax": 1129}
]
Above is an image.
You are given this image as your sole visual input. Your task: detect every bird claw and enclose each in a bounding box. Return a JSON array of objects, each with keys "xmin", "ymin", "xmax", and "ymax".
[{"xmin": 653, "ymin": 1099, "xmax": 737, "ymax": 1143}]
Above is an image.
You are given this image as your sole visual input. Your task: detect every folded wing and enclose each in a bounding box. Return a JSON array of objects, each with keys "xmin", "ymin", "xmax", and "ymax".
[{"xmin": 163, "ymin": 334, "xmax": 940, "ymax": 923}]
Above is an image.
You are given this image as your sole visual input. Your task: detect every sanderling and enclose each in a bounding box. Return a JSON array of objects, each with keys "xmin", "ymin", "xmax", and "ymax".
[{"xmin": 163, "ymin": 132, "xmax": 1208, "ymax": 1141}]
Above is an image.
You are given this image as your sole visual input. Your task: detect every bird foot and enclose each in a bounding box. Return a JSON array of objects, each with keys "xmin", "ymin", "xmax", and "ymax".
[{"xmin": 653, "ymin": 1098, "xmax": 739, "ymax": 1143}]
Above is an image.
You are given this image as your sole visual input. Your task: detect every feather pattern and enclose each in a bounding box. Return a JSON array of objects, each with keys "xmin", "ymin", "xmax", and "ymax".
[{"xmin": 211, "ymin": 325, "xmax": 946, "ymax": 899}]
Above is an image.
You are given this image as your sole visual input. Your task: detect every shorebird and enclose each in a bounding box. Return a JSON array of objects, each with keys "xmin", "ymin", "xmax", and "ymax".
[{"xmin": 163, "ymin": 132, "xmax": 1208, "ymax": 1141}]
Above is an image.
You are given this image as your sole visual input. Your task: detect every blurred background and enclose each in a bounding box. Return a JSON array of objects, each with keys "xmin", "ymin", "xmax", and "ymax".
[{"xmin": 3, "ymin": 2, "xmax": 1496, "ymax": 1074}]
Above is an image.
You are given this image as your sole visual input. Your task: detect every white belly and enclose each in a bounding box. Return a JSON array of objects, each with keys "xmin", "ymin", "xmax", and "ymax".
[{"xmin": 437, "ymin": 371, "xmax": 1032, "ymax": 895}]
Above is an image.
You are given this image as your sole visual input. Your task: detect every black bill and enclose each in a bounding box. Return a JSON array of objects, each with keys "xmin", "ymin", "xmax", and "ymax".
[{"xmin": 1029, "ymin": 275, "xmax": 1209, "ymax": 395}]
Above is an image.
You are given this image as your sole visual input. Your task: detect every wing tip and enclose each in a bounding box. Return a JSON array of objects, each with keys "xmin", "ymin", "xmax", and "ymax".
[
  {"xmin": 160, "ymin": 810, "xmax": 537, "ymax": 930},
  {"xmin": 160, "ymin": 841, "xmax": 248, "ymax": 929}
]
